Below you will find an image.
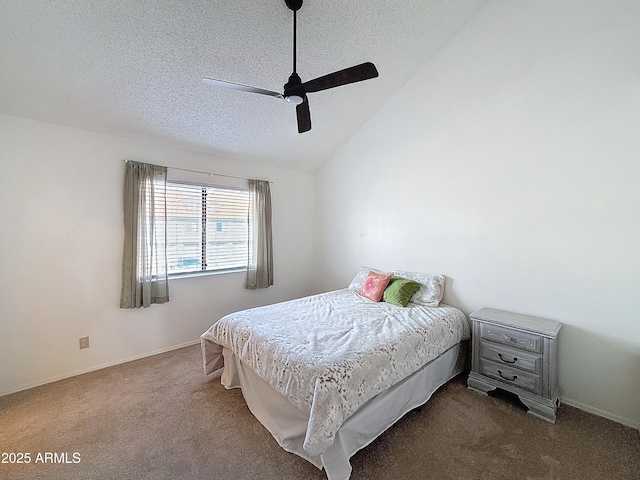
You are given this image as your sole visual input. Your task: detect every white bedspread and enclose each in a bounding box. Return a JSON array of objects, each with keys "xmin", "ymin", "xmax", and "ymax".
[{"xmin": 201, "ymin": 289, "xmax": 470, "ymax": 457}]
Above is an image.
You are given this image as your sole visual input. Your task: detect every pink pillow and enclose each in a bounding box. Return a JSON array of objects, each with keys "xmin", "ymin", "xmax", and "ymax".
[{"xmin": 360, "ymin": 271, "xmax": 392, "ymax": 302}]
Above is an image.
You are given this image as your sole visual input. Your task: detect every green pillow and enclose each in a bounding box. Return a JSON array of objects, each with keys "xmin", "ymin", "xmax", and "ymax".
[{"xmin": 383, "ymin": 276, "xmax": 421, "ymax": 307}]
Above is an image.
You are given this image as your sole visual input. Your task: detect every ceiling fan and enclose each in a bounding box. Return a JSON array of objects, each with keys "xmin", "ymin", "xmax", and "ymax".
[{"xmin": 202, "ymin": 0, "xmax": 379, "ymax": 134}]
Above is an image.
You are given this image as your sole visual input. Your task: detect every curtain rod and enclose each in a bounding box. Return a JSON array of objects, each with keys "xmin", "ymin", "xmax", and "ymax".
[{"xmin": 122, "ymin": 160, "xmax": 273, "ymax": 184}]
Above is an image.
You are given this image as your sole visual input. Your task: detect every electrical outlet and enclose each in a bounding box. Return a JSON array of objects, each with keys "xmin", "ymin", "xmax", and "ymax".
[{"xmin": 79, "ymin": 336, "xmax": 89, "ymax": 349}]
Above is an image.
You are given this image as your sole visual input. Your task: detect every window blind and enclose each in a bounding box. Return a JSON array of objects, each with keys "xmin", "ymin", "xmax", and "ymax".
[{"xmin": 164, "ymin": 182, "xmax": 249, "ymax": 275}]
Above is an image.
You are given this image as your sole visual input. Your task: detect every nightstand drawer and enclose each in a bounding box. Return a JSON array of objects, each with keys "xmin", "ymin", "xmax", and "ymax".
[
  {"xmin": 480, "ymin": 323, "xmax": 542, "ymax": 353},
  {"xmin": 479, "ymin": 359, "xmax": 541, "ymax": 395},
  {"xmin": 480, "ymin": 342, "xmax": 541, "ymax": 374}
]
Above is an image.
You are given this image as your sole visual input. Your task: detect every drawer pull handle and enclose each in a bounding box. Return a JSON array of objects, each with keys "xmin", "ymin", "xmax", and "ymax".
[
  {"xmin": 498, "ymin": 370, "xmax": 518, "ymax": 382},
  {"xmin": 498, "ymin": 353, "xmax": 518, "ymax": 364}
]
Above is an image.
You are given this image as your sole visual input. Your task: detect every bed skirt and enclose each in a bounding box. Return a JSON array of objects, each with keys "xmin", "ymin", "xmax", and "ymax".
[{"xmin": 202, "ymin": 339, "xmax": 468, "ymax": 480}]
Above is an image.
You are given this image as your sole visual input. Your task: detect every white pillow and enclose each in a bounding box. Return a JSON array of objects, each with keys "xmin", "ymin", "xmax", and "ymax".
[
  {"xmin": 393, "ymin": 270, "xmax": 445, "ymax": 307},
  {"xmin": 348, "ymin": 266, "xmax": 389, "ymax": 292}
]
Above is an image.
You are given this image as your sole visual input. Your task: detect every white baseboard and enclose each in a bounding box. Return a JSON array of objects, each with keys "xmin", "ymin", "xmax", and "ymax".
[
  {"xmin": 0, "ymin": 339, "xmax": 201, "ymax": 398},
  {"xmin": 560, "ymin": 396, "xmax": 639, "ymax": 431}
]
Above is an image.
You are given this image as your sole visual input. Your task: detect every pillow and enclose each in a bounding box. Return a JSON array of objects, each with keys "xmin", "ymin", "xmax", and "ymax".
[
  {"xmin": 383, "ymin": 276, "xmax": 421, "ymax": 307},
  {"xmin": 359, "ymin": 271, "xmax": 392, "ymax": 302},
  {"xmin": 393, "ymin": 270, "xmax": 445, "ymax": 307},
  {"xmin": 348, "ymin": 266, "xmax": 388, "ymax": 292}
]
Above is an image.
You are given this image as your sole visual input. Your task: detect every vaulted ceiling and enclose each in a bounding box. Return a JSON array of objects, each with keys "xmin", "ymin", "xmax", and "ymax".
[{"xmin": 0, "ymin": 0, "xmax": 488, "ymax": 171}]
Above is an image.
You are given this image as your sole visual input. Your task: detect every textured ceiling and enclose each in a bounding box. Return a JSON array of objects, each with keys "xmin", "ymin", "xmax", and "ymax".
[{"xmin": 0, "ymin": 0, "xmax": 487, "ymax": 171}]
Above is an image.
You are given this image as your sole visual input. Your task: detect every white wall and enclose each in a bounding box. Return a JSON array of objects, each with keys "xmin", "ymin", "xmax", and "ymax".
[
  {"xmin": 0, "ymin": 113, "xmax": 315, "ymax": 396},
  {"xmin": 314, "ymin": 0, "xmax": 640, "ymax": 428}
]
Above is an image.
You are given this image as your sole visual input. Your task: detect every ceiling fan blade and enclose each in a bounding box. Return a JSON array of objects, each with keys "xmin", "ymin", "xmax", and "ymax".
[
  {"xmin": 202, "ymin": 77, "xmax": 284, "ymax": 99},
  {"xmin": 302, "ymin": 62, "xmax": 379, "ymax": 93},
  {"xmin": 296, "ymin": 98, "xmax": 311, "ymax": 133}
]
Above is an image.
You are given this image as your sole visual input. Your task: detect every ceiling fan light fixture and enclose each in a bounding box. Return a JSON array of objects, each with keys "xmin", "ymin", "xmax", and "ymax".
[{"xmin": 285, "ymin": 94, "xmax": 304, "ymax": 105}]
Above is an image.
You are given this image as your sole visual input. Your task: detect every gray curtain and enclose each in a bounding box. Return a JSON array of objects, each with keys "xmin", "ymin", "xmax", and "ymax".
[
  {"xmin": 120, "ymin": 161, "xmax": 170, "ymax": 308},
  {"xmin": 246, "ymin": 179, "xmax": 274, "ymax": 289}
]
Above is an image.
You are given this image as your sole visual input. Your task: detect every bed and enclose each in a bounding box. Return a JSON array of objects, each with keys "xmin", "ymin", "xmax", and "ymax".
[{"xmin": 200, "ymin": 269, "xmax": 471, "ymax": 480}]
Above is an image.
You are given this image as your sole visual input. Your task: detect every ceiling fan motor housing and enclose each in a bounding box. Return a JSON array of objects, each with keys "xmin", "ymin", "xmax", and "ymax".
[{"xmin": 284, "ymin": 73, "xmax": 305, "ymax": 104}]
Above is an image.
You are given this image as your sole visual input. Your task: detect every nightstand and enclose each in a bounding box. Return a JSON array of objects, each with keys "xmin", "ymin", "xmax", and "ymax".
[{"xmin": 467, "ymin": 308, "xmax": 562, "ymax": 423}]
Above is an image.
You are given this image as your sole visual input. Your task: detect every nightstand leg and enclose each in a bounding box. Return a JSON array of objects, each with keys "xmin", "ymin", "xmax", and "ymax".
[
  {"xmin": 519, "ymin": 396, "xmax": 557, "ymax": 424},
  {"xmin": 467, "ymin": 372, "xmax": 497, "ymax": 395}
]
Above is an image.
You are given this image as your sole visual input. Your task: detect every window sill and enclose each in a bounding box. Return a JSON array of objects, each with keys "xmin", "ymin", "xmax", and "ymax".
[{"xmin": 169, "ymin": 268, "xmax": 246, "ymax": 280}]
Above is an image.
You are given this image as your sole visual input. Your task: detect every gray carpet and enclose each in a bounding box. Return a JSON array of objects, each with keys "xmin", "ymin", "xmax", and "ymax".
[{"xmin": 1, "ymin": 344, "xmax": 638, "ymax": 480}]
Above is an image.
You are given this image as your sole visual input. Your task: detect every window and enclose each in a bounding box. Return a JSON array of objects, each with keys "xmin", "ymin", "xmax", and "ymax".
[{"xmin": 165, "ymin": 181, "xmax": 250, "ymax": 275}]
